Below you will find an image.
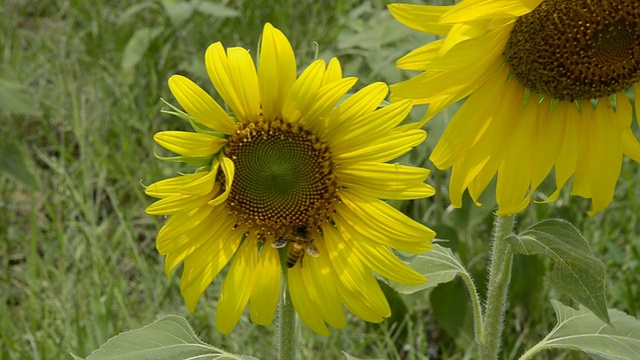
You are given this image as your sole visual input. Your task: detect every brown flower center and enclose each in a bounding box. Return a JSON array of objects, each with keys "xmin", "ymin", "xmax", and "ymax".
[
  {"xmin": 504, "ymin": 0, "xmax": 640, "ymax": 101},
  {"xmin": 224, "ymin": 119, "xmax": 338, "ymax": 238}
]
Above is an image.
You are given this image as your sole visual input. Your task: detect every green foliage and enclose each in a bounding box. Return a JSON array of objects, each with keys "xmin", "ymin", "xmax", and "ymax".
[
  {"xmin": 1, "ymin": 0, "xmax": 639, "ymax": 359},
  {"xmin": 0, "ymin": 66, "xmax": 41, "ymax": 116},
  {"xmin": 508, "ymin": 219, "xmax": 610, "ymax": 325},
  {"xmin": 74, "ymin": 315, "xmax": 257, "ymax": 360},
  {"xmin": 520, "ymin": 300, "xmax": 640, "ymax": 360},
  {"xmin": 0, "ymin": 141, "xmax": 41, "ymax": 191}
]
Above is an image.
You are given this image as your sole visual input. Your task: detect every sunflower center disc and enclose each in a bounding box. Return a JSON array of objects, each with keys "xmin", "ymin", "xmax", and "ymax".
[
  {"xmin": 504, "ymin": 0, "xmax": 640, "ymax": 101},
  {"xmin": 224, "ymin": 120, "xmax": 338, "ymax": 237}
]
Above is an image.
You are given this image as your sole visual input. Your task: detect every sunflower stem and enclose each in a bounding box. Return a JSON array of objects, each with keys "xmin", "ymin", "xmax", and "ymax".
[
  {"xmin": 276, "ymin": 288, "xmax": 298, "ymax": 360},
  {"xmin": 479, "ymin": 214, "xmax": 515, "ymax": 360}
]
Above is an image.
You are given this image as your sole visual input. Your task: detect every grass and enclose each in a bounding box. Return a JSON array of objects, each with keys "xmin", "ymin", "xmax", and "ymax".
[{"xmin": 1, "ymin": 0, "xmax": 639, "ymax": 359}]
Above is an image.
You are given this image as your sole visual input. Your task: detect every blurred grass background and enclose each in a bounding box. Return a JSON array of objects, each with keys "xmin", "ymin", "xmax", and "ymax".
[{"xmin": 1, "ymin": 0, "xmax": 639, "ymax": 359}]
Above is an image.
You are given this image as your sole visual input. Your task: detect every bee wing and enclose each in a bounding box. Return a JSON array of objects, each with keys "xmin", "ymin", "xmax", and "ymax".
[
  {"xmin": 307, "ymin": 243, "xmax": 319, "ymax": 257},
  {"xmin": 272, "ymin": 238, "xmax": 288, "ymax": 249}
]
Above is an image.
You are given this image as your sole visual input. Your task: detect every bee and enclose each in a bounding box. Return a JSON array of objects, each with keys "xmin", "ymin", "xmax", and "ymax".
[{"xmin": 272, "ymin": 224, "xmax": 319, "ymax": 268}]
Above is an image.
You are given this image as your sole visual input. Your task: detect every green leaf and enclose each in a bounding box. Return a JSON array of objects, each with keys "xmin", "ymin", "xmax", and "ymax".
[
  {"xmin": 0, "ymin": 141, "xmax": 40, "ymax": 190},
  {"xmin": 388, "ymin": 244, "xmax": 467, "ymax": 295},
  {"xmin": 191, "ymin": 1, "xmax": 239, "ymax": 18},
  {"xmin": 161, "ymin": 1, "xmax": 195, "ymax": 26},
  {"xmin": 520, "ymin": 300, "xmax": 640, "ymax": 360},
  {"xmin": 431, "ymin": 280, "xmax": 475, "ymax": 348},
  {"xmin": 0, "ymin": 67, "xmax": 41, "ymax": 116},
  {"xmin": 507, "ymin": 219, "xmax": 610, "ymax": 324},
  {"xmin": 121, "ymin": 27, "xmax": 163, "ymax": 81},
  {"xmin": 83, "ymin": 315, "xmax": 257, "ymax": 360}
]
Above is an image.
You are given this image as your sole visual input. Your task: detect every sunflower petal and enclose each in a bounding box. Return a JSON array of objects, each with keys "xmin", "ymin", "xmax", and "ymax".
[
  {"xmin": 283, "ymin": 60, "xmax": 326, "ymax": 125},
  {"xmin": 168, "ymin": 75, "xmax": 237, "ymax": 134},
  {"xmin": 387, "ymin": 4, "xmax": 451, "ymax": 36},
  {"xmin": 154, "ymin": 131, "xmax": 226, "ymax": 157},
  {"xmin": 249, "ymin": 245, "xmax": 281, "ymax": 326},
  {"xmin": 179, "ymin": 224, "xmax": 244, "ymax": 312},
  {"xmin": 259, "ymin": 23, "xmax": 296, "ymax": 120},
  {"xmin": 145, "ymin": 170, "xmax": 216, "ymax": 198},
  {"xmin": 208, "ymin": 155, "xmax": 234, "ymax": 206},
  {"xmin": 216, "ymin": 238, "xmax": 258, "ymax": 333},
  {"xmin": 322, "ymin": 226, "xmax": 390, "ymax": 319},
  {"xmin": 288, "ymin": 266, "xmax": 331, "ymax": 335}
]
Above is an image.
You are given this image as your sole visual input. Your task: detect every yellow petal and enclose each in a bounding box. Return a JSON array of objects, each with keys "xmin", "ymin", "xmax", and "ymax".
[
  {"xmin": 288, "ymin": 266, "xmax": 331, "ymax": 335},
  {"xmin": 621, "ymin": 88, "xmax": 640, "ymax": 162},
  {"xmin": 299, "ymin": 256, "xmax": 346, "ymax": 329},
  {"xmin": 495, "ymin": 96, "xmax": 538, "ymax": 214},
  {"xmin": 341, "ymin": 229, "xmax": 427, "ymax": 286},
  {"xmin": 145, "ymin": 192, "xmax": 212, "ymax": 215},
  {"xmin": 321, "ymin": 57, "xmax": 343, "ymax": 86},
  {"xmin": 208, "ymin": 155, "xmax": 234, "ymax": 206},
  {"xmin": 429, "ymin": 69, "xmax": 509, "ymax": 169},
  {"xmin": 168, "ymin": 75, "xmax": 237, "ymax": 134},
  {"xmin": 328, "ymin": 100, "xmax": 413, "ymax": 155},
  {"xmin": 333, "ymin": 127, "xmax": 426, "ymax": 163},
  {"xmin": 586, "ymin": 100, "xmax": 622, "ymax": 215},
  {"xmin": 322, "ymin": 225, "xmax": 390, "ymax": 320},
  {"xmin": 179, "ymin": 223, "xmax": 244, "ymax": 312},
  {"xmin": 258, "ymin": 23, "xmax": 296, "ymax": 120},
  {"xmin": 303, "ymin": 77, "xmax": 357, "ymax": 137},
  {"xmin": 441, "ymin": 0, "xmax": 540, "ymax": 24},
  {"xmin": 336, "ymin": 162, "xmax": 434, "ymax": 200},
  {"xmin": 205, "ymin": 43, "xmax": 260, "ymax": 123},
  {"xmin": 571, "ymin": 103, "xmax": 596, "ymax": 200},
  {"xmin": 282, "ymin": 59, "xmax": 326, "ymax": 125},
  {"xmin": 156, "ymin": 205, "xmax": 217, "ymax": 255},
  {"xmin": 529, "ymin": 97, "xmax": 564, "ymax": 192},
  {"xmin": 249, "ymin": 245, "xmax": 281, "ymax": 326},
  {"xmin": 154, "ymin": 131, "xmax": 226, "ymax": 157},
  {"xmin": 396, "ymin": 40, "xmax": 444, "ymax": 71},
  {"xmin": 545, "ymin": 103, "xmax": 578, "ymax": 201},
  {"xmin": 391, "ymin": 27, "xmax": 508, "ymax": 113},
  {"xmin": 337, "ymin": 191, "xmax": 435, "ymax": 251},
  {"xmin": 216, "ymin": 237, "xmax": 258, "ymax": 334},
  {"xmin": 145, "ymin": 170, "xmax": 216, "ymax": 198},
  {"xmin": 387, "ymin": 4, "xmax": 451, "ymax": 36},
  {"xmin": 156, "ymin": 207, "xmax": 214, "ymax": 254},
  {"xmin": 326, "ymin": 82, "xmax": 388, "ymax": 138},
  {"xmin": 163, "ymin": 208, "xmax": 235, "ymax": 275},
  {"xmin": 303, "ymin": 243, "xmax": 347, "ymax": 329}
]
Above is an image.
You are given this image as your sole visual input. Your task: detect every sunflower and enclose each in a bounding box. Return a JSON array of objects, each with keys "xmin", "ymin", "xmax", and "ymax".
[
  {"xmin": 389, "ymin": 0, "xmax": 640, "ymax": 215},
  {"xmin": 145, "ymin": 23, "xmax": 435, "ymax": 335}
]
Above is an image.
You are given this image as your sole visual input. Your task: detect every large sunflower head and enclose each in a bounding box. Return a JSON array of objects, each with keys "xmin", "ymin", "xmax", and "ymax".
[
  {"xmin": 146, "ymin": 23, "xmax": 436, "ymax": 335},
  {"xmin": 389, "ymin": 0, "xmax": 640, "ymax": 215}
]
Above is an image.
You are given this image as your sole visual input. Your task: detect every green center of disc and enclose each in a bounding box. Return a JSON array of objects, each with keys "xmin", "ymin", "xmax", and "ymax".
[
  {"xmin": 224, "ymin": 120, "xmax": 337, "ymax": 234},
  {"xmin": 504, "ymin": 0, "xmax": 640, "ymax": 101}
]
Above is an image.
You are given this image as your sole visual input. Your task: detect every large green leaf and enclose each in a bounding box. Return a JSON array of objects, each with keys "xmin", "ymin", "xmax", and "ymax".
[
  {"xmin": 389, "ymin": 244, "xmax": 468, "ymax": 294},
  {"xmin": 519, "ymin": 300, "xmax": 640, "ymax": 360},
  {"xmin": 75, "ymin": 315, "xmax": 257, "ymax": 360},
  {"xmin": 0, "ymin": 141, "xmax": 40, "ymax": 190},
  {"xmin": 507, "ymin": 219, "xmax": 609, "ymax": 324},
  {"xmin": 431, "ymin": 280, "xmax": 475, "ymax": 349}
]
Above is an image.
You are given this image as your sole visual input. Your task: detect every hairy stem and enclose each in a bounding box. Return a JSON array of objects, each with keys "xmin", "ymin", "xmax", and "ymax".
[
  {"xmin": 276, "ymin": 288, "xmax": 298, "ymax": 360},
  {"xmin": 479, "ymin": 215, "xmax": 516, "ymax": 360}
]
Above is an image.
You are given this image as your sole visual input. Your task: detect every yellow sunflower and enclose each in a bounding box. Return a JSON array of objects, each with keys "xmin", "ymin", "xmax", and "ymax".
[
  {"xmin": 145, "ymin": 23, "xmax": 435, "ymax": 335},
  {"xmin": 389, "ymin": 0, "xmax": 640, "ymax": 215}
]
